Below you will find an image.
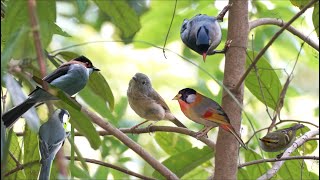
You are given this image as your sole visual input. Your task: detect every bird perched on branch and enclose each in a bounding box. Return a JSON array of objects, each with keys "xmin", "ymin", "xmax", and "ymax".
[
  {"xmin": 2, "ymin": 56, "xmax": 100, "ymax": 128},
  {"xmin": 127, "ymin": 73, "xmax": 186, "ymax": 129},
  {"xmin": 259, "ymin": 123, "xmax": 305, "ymax": 152},
  {"xmin": 180, "ymin": 4, "xmax": 232, "ymax": 61},
  {"xmin": 38, "ymin": 109, "xmax": 70, "ymax": 180},
  {"xmin": 173, "ymin": 88, "xmax": 247, "ymax": 149}
]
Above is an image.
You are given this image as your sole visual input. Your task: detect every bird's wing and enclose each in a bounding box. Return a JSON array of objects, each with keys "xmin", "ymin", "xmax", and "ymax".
[
  {"xmin": 43, "ymin": 64, "xmax": 71, "ymax": 83},
  {"xmin": 39, "ymin": 138, "xmax": 50, "ymax": 161},
  {"xmin": 201, "ymin": 106, "xmax": 230, "ymax": 125},
  {"xmin": 149, "ymin": 89, "xmax": 170, "ymax": 111}
]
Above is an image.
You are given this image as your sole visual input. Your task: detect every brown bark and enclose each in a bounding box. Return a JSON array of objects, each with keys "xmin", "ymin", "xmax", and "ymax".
[{"xmin": 213, "ymin": 1, "xmax": 248, "ymax": 180}]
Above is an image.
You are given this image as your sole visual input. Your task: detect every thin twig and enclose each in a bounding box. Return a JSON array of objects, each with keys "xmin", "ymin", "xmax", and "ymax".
[
  {"xmin": 65, "ymin": 156, "xmax": 156, "ymax": 180},
  {"xmin": 4, "ymin": 160, "xmax": 39, "ymax": 177},
  {"xmin": 249, "ymin": 18, "xmax": 319, "ymax": 51},
  {"xmin": 257, "ymin": 128, "xmax": 319, "ymax": 180},
  {"xmin": 234, "ymin": 0, "xmax": 318, "ymax": 91},
  {"xmin": 27, "ymin": 0, "xmax": 47, "ymax": 81},
  {"xmin": 162, "ymin": 0, "xmax": 177, "ymax": 59},
  {"xmin": 238, "ymin": 156, "xmax": 319, "ymax": 168},
  {"xmin": 80, "ymin": 107, "xmax": 179, "ymax": 180},
  {"xmin": 8, "ymin": 152, "xmax": 21, "ymax": 166},
  {"xmin": 14, "ymin": 126, "xmax": 216, "ymax": 150}
]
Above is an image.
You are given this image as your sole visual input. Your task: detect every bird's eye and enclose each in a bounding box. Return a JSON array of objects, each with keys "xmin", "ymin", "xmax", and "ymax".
[{"xmin": 142, "ymin": 81, "xmax": 146, "ymax": 85}]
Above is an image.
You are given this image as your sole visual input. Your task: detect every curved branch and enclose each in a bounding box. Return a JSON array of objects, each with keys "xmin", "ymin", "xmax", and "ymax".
[
  {"xmin": 80, "ymin": 107, "xmax": 179, "ymax": 180},
  {"xmin": 250, "ymin": 18, "xmax": 319, "ymax": 51},
  {"xmin": 234, "ymin": 0, "xmax": 318, "ymax": 91},
  {"xmin": 238, "ymin": 156, "xmax": 319, "ymax": 168},
  {"xmin": 65, "ymin": 156, "xmax": 156, "ymax": 180},
  {"xmin": 257, "ymin": 128, "xmax": 319, "ymax": 180}
]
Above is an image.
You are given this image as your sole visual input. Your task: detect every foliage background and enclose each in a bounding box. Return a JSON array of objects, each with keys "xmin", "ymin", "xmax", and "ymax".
[{"xmin": 1, "ymin": 0, "xmax": 319, "ymax": 179}]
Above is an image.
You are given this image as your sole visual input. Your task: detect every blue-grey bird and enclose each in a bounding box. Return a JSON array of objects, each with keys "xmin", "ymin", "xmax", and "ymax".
[
  {"xmin": 259, "ymin": 124, "xmax": 305, "ymax": 152},
  {"xmin": 2, "ymin": 56, "xmax": 99, "ymax": 128},
  {"xmin": 181, "ymin": 14, "xmax": 231, "ymax": 62},
  {"xmin": 38, "ymin": 109, "xmax": 70, "ymax": 180}
]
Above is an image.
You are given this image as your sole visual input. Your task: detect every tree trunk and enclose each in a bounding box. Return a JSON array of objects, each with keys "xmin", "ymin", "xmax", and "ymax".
[{"xmin": 213, "ymin": 1, "xmax": 248, "ymax": 180}]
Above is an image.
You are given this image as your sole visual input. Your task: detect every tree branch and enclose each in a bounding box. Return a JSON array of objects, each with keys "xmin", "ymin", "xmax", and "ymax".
[
  {"xmin": 213, "ymin": 1, "xmax": 248, "ymax": 179},
  {"xmin": 257, "ymin": 128, "xmax": 319, "ymax": 180},
  {"xmin": 234, "ymin": 0, "xmax": 318, "ymax": 91},
  {"xmin": 249, "ymin": 18, "xmax": 319, "ymax": 51},
  {"xmin": 65, "ymin": 156, "xmax": 156, "ymax": 180},
  {"xmin": 4, "ymin": 160, "xmax": 38, "ymax": 177},
  {"xmin": 27, "ymin": 0, "xmax": 46, "ymax": 80},
  {"xmin": 238, "ymin": 156, "xmax": 319, "ymax": 169},
  {"xmin": 80, "ymin": 107, "xmax": 179, "ymax": 180}
]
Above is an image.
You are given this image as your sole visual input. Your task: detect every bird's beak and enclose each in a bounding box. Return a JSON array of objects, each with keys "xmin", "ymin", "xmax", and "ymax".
[
  {"xmin": 172, "ymin": 94, "xmax": 182, "ymax": 100},
  {"xmin": 202, "ymin": 52, "xmax": 207, "ymax": 62},
  {"xmin": 93, "ymin": 67, "xmax": 100, "ymax": 71}
]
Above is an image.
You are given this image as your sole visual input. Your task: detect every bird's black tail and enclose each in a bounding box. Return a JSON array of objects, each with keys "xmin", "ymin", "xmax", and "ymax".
[{"xmin": 2, "ymin": 99, "xmax": 36, "ymax": 128}]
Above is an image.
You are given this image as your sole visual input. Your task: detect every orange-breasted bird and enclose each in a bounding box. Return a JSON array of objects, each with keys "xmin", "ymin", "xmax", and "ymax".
[{"xmin": 173, "ymin": 88, "xmax": 247, "ymax": 149}]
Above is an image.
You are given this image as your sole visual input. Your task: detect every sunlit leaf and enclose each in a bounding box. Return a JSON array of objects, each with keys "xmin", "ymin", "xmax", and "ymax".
[
  {"xmin": 94, "ymin": 0, "xmax": 141, "ymax": 39},
  {"xmin": 244, "ymin": 149, "xmax": 271, "ymax": 179},
  {"xmin": 237, "ymin": 168, "xmax": 251, "ymax": 180},
  {"xmin": 298, "ymin": 126, "xmax": 318, "ymax": 155},
  {"xmin": 87, "ymin": 72, "xmax": 115, "ymax": 111},
  {"xmin": 24, "ymin": 126, "xmax": 40, "ymax": 179},
  {"xmin": 290, "ymin": 0, "xmax": 312, "ymax": 9},
  {"xmin": 1, "ymin": 0, "xmax": 64, "ymax": 59},
  {"xmin": 93, "ymin": 166, "xmax": 109, "ymax": 179},
  {"xmin": 5, "ymin": 132, "xmax": 26, "ymax": 179},
  {"xmin": 245, "ymin": 50, "xmax": 282, "ymax": 110},
  {"xmin": 277, "ymin": 151, "xmax": 317, "ymax": 179},
  {"xmin": 69, "ymin": 164, "xmax": 91, "ymax": 179},
  {"xmin": 155, "ymin": 132, "xmax": 192, "ymax": 155},
  {"xmin": 152, "ymin": 146, "xmax": 213, "ymax": 178}
]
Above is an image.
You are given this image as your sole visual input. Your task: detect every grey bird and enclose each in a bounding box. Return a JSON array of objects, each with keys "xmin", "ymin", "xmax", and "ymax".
[
  {"xmin": 127, "ymin": 73, "xmax": 186, "ymax": 129},
  {"xmin": 38, "ymin": 109, "xmax": 70, "ymax": 180},
  {"xmin": 180, "ymin": 14, "xmax": 231, "ymax": 62},
  {"xmin": 2, "ymin": 56, "xmax": 100, "ymax": 128}
]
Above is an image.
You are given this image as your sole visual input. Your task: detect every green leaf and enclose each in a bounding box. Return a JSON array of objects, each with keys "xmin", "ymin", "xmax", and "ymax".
[
  {"xmin": 277, "ymin": 151, "xmax": 316, "ymax": 179},
  {"xmin": 76, "ymin": 0, "xmax": 88, "ymax": 15},
  {"xmin": 155, "ymin": 132, "xmax": 192, "ymax": 155},
  {"xmin": 5, "ymin": 132, "xmax": 26, "ymax": 179},
  {"xmin": 312, "ymin": 2, "xmax": 319, "ymax": 37},
  {"xmin": 55, "ymin": 101, "xmax": 101, "ymax": 150},
  {"xmin": 69, "ymin": 164, "xmax": 91, "ymax": 179},
  {"xmin": 57, "ymin": 51, "xmax": 81, "ymax": 60},
  {"xmin": 244, "ymin": 149, "xmax": 271, "ymax": 179},
  {"xmin": 298, "ymin": 126, "xmax": 318, "ymax": 154},
  {"xmin": 24, "ymin": 126, "xmax": 40, "ymax": 179},
  {"xmin": 181, "ymin": 162, "xmax": 211, "ymax": 180},
  {"xmin": 245, "ymin": 50, "xmax": 282, "ymax": 110},
  {"xmin": 152, "ymin": 146, "xmax": 213, "ymax": 179},
  {"xmin": 1, "ymin": 28, "xmax": 28, "ymax": 78},
  {"xmin": 93, "ymin": 166, "xmax": 109, "ymax": 179},
  {"xmin": 53, "ymin": 23, "xmax": 71, "ymax": 37},
  {"xmin": 87, "ymin": 72, "xmax": 115, "ymax": 111},
  {"xmin": 237, "ymin": 168, "xmax": 251, "ymax": 180},
  {"xmin": 1, "ymin": 0, "xmax": 59, "ymax": 59},
  {"xmin": 290, "ymin": 0, "xmax": 312, "ymax": 9},
  {"xmin": 93, "ymin": 0, "xmax": 141, "ymax": 39}
]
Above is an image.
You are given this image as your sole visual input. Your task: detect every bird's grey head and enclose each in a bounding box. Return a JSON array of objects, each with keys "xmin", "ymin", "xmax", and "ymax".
[
  {"xmin": 54, "ymin": 109, "xmax": 70, "ymax": 123},
  {"xmin": 129, "ymin": 73, "xmax": 152, "ymax": 93}
]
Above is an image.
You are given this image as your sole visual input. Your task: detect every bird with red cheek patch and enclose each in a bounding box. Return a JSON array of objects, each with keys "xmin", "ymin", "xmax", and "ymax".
[{"xmin": 173, "ymin": 88, "xmax": 247, "ymax": 149}]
